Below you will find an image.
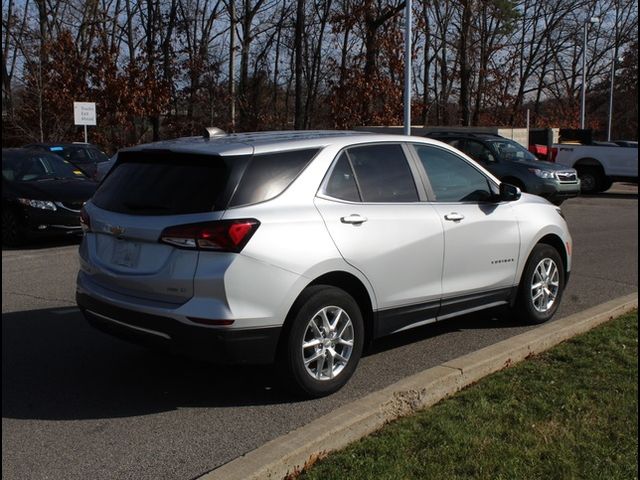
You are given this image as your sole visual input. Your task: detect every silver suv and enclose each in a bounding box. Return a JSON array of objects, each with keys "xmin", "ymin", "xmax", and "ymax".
[{"xmin": 76, "ymin": 131, "xmax": 572, "ymax": 397}]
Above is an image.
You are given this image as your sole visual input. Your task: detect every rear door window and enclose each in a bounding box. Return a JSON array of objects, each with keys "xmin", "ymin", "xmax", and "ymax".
[
  {"xmin": 346, "ymin": 144, "xmax": 418, "ymax": 202},
  {"xmin": 92, "ymin": 151, "xmax": 245, "ymax": 215}
]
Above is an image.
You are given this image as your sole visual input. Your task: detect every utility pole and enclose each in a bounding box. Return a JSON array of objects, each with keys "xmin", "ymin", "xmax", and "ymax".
[
  {"xmin": 580, "ymin": 17, "xmax": 599, "ymax": 129},
  {"xmin": 229, "ymin": 0, "xmax": 236, "ymax": 130},
  {"xmin": 294, "ymin": 0, "xmax": 304, "ymax": 130},
  {"xmin": 607, "ymin": 53, "xmax": 622, "ymax": 141},
  {"xmin": 403, "ymin": 0, "xmax": 412, "ymax": 135}
]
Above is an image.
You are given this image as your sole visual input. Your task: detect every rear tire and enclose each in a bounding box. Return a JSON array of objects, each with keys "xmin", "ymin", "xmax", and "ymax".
[
  {"xmin": 514, "ymin": 244, "xmax": 565, "ymax": 325},
  {"xmin": 279, "ymin": 286, "xmax": 364, "ymax": 398},
  {"xmin": 596, "ymin": 178, "xmax": 613, "ymax": 193}
]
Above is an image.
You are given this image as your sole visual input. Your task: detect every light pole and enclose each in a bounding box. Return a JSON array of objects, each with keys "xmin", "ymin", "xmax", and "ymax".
[
  {"xmin": 607, "ymin": 53, "xmax": 623, "ymax": 141},
  {"xmin": 580, "ymin": 16, "xmax": 599, "ymax": 129},
  {"xmin": 403, "ymin": 0, "xmax": 412, "ymax": 135}
]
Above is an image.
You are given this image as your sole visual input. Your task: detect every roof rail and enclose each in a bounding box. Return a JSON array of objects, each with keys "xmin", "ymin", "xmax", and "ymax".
[
  {"xmin": 426, "ymin": 130, "xmax": 501, "ymax": 138},
  {"xmin": 203, "ymin": 127, "xmax": 227, "ymax": 139}
]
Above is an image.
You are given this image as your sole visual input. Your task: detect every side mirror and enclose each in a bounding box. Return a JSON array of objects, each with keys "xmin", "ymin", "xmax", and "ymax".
[{"xmin": 499, "ymin": 182, "xmax": 521, "ymax": 202}]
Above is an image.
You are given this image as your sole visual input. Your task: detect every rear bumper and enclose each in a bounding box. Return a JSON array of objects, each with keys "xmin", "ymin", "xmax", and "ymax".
[{"xmin": 77, "ymin": 292, "xmax": 282, "ymax": 365}]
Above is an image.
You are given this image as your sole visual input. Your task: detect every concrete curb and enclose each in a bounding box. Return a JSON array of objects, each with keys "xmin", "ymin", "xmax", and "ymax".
[{"xmin": 200, "ymin": 293, "xmax": 638, "ymax": 480}]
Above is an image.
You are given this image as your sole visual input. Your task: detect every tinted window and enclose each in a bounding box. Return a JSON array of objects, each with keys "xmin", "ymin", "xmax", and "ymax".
[
  {"xmin": 459, "ymin": 140, "xmax": 495, "ymax": 163},
  {"xmin": 230, "ymin": 149, "xmax": 318, "ymax": 207},
  {"xmin": 92, "ymin": 151, "xmax": 240, "ymax": 215},
  {"xmin": 414, "ymin": 145, "xmax": 492, "ymax": 202},
  {"xmin": 324, "ymin": 153, "xmax": 360, "ymax": 202},
  {"xmin": 2, "ymin": 150, "xmax": 88, "ymax": 182},
  {"xmin": 48, "ymin": 146, "xmax": 110, "ymax": 164},
  {"xmin": 446, "ymin": 139, "xmax": 464, "ymax": 150},
  {"xmin": 347, "ymin": 144, "xmax": 418, "ymax": 202},
  {"xmin": 486, "ymin": 139, "xmax": 537, "ymax": 162}
]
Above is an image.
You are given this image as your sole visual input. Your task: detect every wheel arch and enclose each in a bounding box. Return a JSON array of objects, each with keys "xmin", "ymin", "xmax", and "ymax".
[
  {"xmin": 532, "ymin": 233, "xmax": 569, "ymax": 278},
  {"xmin": 276, "ymin": 271, "xmax": 376, "ymax": 357},
  {"xmin": 574, "ymin": 157, "xmax": 604, "ymax": 172}
]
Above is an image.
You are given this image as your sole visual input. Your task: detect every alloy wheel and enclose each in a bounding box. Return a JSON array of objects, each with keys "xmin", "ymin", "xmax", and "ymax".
[
  {"xmin": 301, "ymin": 306, "xmax": 354, "ymax": 381},
  {"xmin": 530, "ymin": 258, "xmax": 560, "ymax": 313}
]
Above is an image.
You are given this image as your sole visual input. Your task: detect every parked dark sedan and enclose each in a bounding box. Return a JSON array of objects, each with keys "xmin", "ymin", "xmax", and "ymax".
[
  {"xmin": 424, "ymin": 131, "xmax": 581, "ymax": 205},
  {"xmin": 2, "ymin": 149, "xmax": 98, "ymax": 245},
  {"xmin": 24, "ymin": 142, "xmax": 110, "ymax": 180}
]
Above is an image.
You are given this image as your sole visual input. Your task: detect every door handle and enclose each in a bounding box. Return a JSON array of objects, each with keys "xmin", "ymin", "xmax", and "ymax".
[
  {"xmin": 444, "ymin": 212, "xmax": 465, "ymax": 222},
  {"xmin": 341, "ymin": 214, "xmax": 368, "ymax": 225}
]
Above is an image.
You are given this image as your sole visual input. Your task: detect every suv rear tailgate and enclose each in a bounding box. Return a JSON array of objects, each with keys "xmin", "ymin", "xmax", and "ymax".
[{"xmin": 80, "ymin": 150, "xmax": 245, "ymax": 304}]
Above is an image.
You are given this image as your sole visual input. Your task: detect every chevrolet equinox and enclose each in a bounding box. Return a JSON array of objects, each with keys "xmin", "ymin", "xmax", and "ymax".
[{"xmin": 76, "ymin": 130, "xmax": 572, "ymax": 397}]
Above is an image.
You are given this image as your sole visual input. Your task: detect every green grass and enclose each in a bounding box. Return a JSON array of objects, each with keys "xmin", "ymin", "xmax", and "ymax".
[{"xmin": 298, "ymin": 311, "xmax": 639, "ymax": 480}]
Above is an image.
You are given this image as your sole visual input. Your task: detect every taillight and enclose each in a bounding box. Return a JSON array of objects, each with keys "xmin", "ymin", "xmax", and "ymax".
[
  {"xmin": 160, "ymin": 219, "xmax": 260, "ymax": 252},
  {"xmin": 80, "ymin": 207, "xmax": 91, "ymax": 233}
]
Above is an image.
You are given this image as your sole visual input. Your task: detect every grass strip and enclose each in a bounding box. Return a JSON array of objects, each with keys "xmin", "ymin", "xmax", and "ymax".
[{"xmin": 298, "ymin": 311, "xmax": 638, "ymax": 480}]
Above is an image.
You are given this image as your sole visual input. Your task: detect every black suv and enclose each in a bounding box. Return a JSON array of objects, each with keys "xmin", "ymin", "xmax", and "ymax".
[
  {"xmin": 424, "ymin": 132, "xmax": 581, "ymax": 205},
  {"xmin": 24, "ymin": 143, "xmax": 110, "ymax": 180}
]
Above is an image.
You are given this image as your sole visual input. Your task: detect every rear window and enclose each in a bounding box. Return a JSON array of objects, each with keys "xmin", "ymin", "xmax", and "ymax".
[
  {"xmin": 92, "ymin": 151, "xmax": 246, "ymax": 215},
  {"xmin": 229, "ymin": 149, "xmax": 319, "ymax": 207},
  {"xmin": 92, "ymin": 148, "xmax": 318, "ymax": 215}
]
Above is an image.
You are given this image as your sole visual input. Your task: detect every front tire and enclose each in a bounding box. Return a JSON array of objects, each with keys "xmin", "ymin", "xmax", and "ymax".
[
  {"xmin": 577, "ymin": 167, "xmax": 603, "ymax": 194},
  {"xmin": 279, "ymin": 286, "xmax": 364, "ymax": 398},
  {"xmin": 2, "ymin": 209, "xmax": 25, "ymax": 246},
  {"xmin": 514, "ymin": 244, "xmax": 565, "ymax": 324}
]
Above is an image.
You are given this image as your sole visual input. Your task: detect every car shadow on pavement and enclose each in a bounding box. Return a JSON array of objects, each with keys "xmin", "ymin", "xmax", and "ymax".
[
  {"xmin": 2, "ymin": 306, "xmax": 527, "ymax": 421},
  {"xmin": 1, "ymin": 307, "xmax": 291, "ymax": 421},
  {"xmin": 1, "ymin": 236, "xmax": 81, "ymax": 251},
  {"xmin": 581, "ymin": 192, "xmax": 638, "ymax": 200},
  {"xmin": 366, "ymin": 307, "xmax": 519, "ymax": 356}
]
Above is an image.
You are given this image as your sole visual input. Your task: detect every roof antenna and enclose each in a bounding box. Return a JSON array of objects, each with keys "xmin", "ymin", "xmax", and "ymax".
[{"xmin": 203, "ymin": 127, "xmax": 227, "ymax": 139}]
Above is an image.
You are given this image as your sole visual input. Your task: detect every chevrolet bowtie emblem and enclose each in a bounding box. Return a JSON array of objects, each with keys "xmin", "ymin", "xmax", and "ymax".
[{"xmin": 107, "ymin": 225, "xmax": 125, "ymax": 236}]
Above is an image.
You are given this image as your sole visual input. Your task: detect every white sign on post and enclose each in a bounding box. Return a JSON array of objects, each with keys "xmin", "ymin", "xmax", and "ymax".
[
  {"xmin": 74, "ymin": 102, "xmax": 97, "ymax": 125},
  {"xmin": 74, "ymin": 101, "xmax": 96, "ymax": 143}
]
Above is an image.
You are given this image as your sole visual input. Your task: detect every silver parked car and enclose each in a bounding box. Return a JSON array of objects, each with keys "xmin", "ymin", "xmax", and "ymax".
[{"xmin": 76, "ymin": 130, "xmax": 572, "ymax": 397}]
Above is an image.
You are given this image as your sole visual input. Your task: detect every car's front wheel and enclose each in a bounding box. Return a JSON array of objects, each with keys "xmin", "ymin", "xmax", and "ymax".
[
  {"xmin": 514, "ymin": 244, "xmax": 565, "ymax": 324},
  {"xmin": 577, "ymin": 166, "xmax": 603, "ymax": 194},
  {"xmin": 280, "ymin": 286, "xmax": 364, "ymax": 398},
  {"xmin": 2, "ymin": 209, "xmax": 25, "ymax": 246}
]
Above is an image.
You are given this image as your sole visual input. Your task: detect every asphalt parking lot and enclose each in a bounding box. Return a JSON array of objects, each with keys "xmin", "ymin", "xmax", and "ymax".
[{"xmin": 2, "ymin": 184, "xmax": 638, "ymax": 480}]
